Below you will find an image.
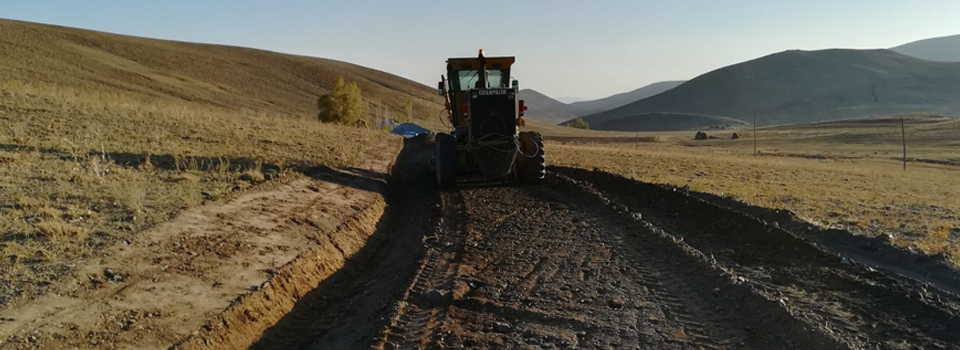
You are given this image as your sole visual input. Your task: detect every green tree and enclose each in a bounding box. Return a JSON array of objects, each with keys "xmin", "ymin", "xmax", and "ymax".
[
  {"xmin": 317, "ymin": 77, "xmax": 363, "ymax": 125},
  {"xmin": 569, "ymin": 117, "xmax": 589, "ymax": 129}
]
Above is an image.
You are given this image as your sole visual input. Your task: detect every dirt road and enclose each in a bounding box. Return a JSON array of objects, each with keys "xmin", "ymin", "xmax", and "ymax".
[
  {"xmin": 246, "ymin": 137, "xmax": 960, "ymax": 350},
  {"xmin": 7, "ymin": 136, "xmax": 955, "ymax": 349}
]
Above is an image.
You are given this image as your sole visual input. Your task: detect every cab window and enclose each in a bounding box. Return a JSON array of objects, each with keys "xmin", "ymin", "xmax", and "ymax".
[{"xmin": 454, "ymin": 69, "xmax": 509, "ymax": 91}]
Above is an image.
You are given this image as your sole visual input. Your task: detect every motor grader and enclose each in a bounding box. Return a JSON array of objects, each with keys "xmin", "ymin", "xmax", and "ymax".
[{"xmin": 434, "ymin": 50, "xmax": 545, "ymax": 187}]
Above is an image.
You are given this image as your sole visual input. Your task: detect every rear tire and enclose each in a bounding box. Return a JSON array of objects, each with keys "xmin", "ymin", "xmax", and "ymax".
[
  {"xmin": 435, "ymin": 133, "xmax": 457, "ymax": 188},
  {"xmin": 518, "ymin": 131, "xmax": 545, "ymax": 184}
]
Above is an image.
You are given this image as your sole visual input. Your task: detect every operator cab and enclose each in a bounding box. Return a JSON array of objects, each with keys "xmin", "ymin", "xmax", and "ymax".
[{"xmin": 439, "ymin": 50, "xmax": 522, "ymax": 128}]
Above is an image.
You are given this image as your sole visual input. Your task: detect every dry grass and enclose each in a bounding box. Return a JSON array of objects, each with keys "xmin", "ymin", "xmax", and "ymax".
[
  {"xmin": 34, "ymin": 222, "xmax": 89, "ymax": 241},
  {"xmin": 549, "ymin": 115, "xmax": 960, "ymax": 265},
  {"xmin": 522, "ymin": 119, "xmax": 636, "ymax": 138},
  {"xmin": 0, "ymin": 150, "xmax": 19, "ymax": 164},
  {"xmin": 0, "ymin": 18, "xmax": 442, "ymax": 306},
  {"xmin": 239, "ymin": 169, "xmax": 266, "ymax": 184},
  {"xmin": 0, "ymin": 81, "xmax": 405, "ymax": 305}
]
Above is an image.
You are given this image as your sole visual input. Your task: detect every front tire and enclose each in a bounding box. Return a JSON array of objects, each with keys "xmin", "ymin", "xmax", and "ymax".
[{"xmin": 435, "ymin": 133, "xmax": 457, "ymax": 188}]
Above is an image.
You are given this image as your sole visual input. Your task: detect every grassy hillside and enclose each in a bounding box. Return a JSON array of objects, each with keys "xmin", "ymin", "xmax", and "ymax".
[
  {"xmin": 0, "ymin": 19, "xmax": 441, "ymax": 306},
  {"xmin": 520, "ymin": 81, "xmax": 687, "ymax": 125},
  {"xmin": 570, "ymin": 80, "xmax": 685, "ymax": 115},
  {"xmin": 582, "ymin": 49, "xmax": 960, "ymax": 130},
  {"xmin": 518, "ymin": 89, "xmax": 585, "ymax": 124},
  {"xmin": 0, "ymin": 19, "xmax": 442, "ymax": 120},
  {"xmin": 893, "ymin": 34, "xmax": 960, "ymax": 62}
]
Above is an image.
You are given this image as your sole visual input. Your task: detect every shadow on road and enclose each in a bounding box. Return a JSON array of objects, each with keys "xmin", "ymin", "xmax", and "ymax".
[{"xmin": 248, "ymin": 136, "xmax": 439, "ymax": 350}]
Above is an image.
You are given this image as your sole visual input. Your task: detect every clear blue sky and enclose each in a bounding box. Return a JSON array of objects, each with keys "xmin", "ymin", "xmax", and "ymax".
[{"xmin": 3, "ymin": 0, "xmax": 960, "ymax": 100}]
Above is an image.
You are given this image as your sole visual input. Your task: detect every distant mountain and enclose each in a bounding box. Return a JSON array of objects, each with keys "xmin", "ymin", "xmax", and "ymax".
[
  {"xmin": 578, "ymin": 49, "xmax": 960, "ymax": 131},
  {"xmin": 518, "ymin": 89, "xmax": 586, "ymax": 124},
  {"xmin": 570, "ymin": 81, "xmax": 685, "ymax": 115},
  {"xmin": 518, "ymin": 81, "xmax": 686, "ymax": 124},
  {"xmin": 557, "ymin": 96, "xmax": 588, "ymax": 104},
  {"xmin": 892, "ymin": 34, "xmax": 960, "ymax": 62}
]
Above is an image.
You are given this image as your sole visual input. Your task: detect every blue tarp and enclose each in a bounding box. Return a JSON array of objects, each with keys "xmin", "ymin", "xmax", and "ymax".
[{"xmin": 391, "ymin": 123, "xmax": 432, "ymax": 138}]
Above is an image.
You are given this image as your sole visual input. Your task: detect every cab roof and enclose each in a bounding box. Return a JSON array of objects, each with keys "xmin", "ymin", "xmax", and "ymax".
[{"xmin": 446, "ymin": 56, "xmax": 515, "ymax": 71}]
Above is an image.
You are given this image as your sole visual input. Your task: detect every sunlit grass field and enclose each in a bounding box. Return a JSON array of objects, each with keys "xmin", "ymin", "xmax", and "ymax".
[
  {"xmin": 545, "ymin": 115, "xmax": 960, "ymax": 265},
  {"xmin": 0, "ymin": 79, "xmax": 406, "ymax": 305}
]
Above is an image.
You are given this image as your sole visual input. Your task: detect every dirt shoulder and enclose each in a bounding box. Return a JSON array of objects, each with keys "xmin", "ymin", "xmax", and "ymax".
[{"xmin": 0, "ymin": 138, "xmax": 400, "ymax": 350}]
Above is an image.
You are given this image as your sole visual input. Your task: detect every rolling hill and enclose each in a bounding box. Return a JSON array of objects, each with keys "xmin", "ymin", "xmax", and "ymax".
[
  {"xmin": 520, "ymin": 82, "xmax": 686, "ymax": 125},
  {"xmin": 579, "ymin": 49, "xmax": 960, "ymax": 131},
  {"xmin": 570, "ymin": 80, "xmax": 685, "ymax": 115},
  {"xmin": 518, "ymin": 89, "xmax": 587, "ymax": 124},
  {"xmin": 0, "ymin": 18, "xmax": 443, "ymax": 119},
  {"xmin": 892, "ymin": 34, "xmax": 960, "ymax": 62}
]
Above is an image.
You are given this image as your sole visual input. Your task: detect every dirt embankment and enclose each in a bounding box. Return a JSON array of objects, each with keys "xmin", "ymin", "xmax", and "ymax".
[
  {"xmin": 246, "ymin": 136, "xmax": 445, "ymax": 350},
  {"xmin": 0, "ymin": 139, "xmax": 401, "ymax": 350}
]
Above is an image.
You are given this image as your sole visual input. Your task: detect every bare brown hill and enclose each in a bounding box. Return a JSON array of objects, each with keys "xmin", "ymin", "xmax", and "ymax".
[
  {"xmin": 518, "ymin": 89, "xmax": 585, "ymax": 124},
  {"xmin": 570, "ymin": 80, "xmax": 685, "ymax": 115},
  {"xmin": 0, "ymin": 18, "xmax": 442, "ymax": 117},
  {"xmin": 519, "ymin": 82, "xmax": 687, "ymax": 125}
]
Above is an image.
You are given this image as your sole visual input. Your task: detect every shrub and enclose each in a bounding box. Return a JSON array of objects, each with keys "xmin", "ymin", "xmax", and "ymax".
[
  {"xmin": 35, "ymin": 222, "xmax": 89, "ymax": 241},
  {"xmin": 239, "ymin": 169, "xmax": 265, "ymax": 183},
  {"xmin": 569, "ymin": 117, "xmax": 589, "ymax": 129},
  {"xmin": 171, "ymin": 173, "xmax": 199, "ymax": 183},
  {"xmin": 0, "ymin": 151, "xmax": 20, "ymax": 164},
  {"xmin": 317, "ymin": 77, "xmax": 364, "ymax": 125}
]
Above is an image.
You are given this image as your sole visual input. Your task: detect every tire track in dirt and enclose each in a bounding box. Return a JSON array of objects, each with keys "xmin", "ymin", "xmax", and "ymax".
[
  {"xmin": 555, "ymin": 167, "xmax": 960, "ymax": 349},
  {"xmin": 435, "ymin": 179, "xmax": 842, "ymax": 349},
  {"xmin": 371, "ymin": 190, "xmax": 467, "ymax": 350}
]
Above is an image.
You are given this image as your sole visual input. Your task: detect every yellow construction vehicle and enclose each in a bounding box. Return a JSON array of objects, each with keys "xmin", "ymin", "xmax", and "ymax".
[{"xmin": 435, "ymin": 50, "xmax": 545, "ymax": 187}]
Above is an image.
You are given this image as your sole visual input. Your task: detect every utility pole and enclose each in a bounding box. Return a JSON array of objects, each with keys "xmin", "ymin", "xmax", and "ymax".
[
  {"xmin": 901, "ymin": 117, "xmax": 907, "ymax": 171},
  {"xmin": 816, "ymin": 113, "xmax": 821, "ymax": 139},
  {"xmin": 636, "ymin": 118, "xmax": 640, "ymax": 149},
  {"xmin": 753, "ymin": 112, "xmax": 757, "ymax": 156}
]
